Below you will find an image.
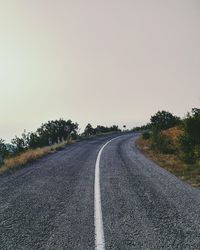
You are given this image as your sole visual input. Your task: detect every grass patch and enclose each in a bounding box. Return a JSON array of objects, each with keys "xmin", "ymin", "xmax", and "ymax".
[
  {"xmin": 136, "ymin": 137, "xmax": 200, "ymax": 188},
  {"xmin": 0, "ymin": 140, "xmax": 75, "ymax": 176}
]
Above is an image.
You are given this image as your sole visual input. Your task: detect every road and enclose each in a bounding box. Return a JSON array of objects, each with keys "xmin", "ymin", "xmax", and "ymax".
[{"xmin": 0, "ymin": 133, "xmax": 200, "ymax": 249}]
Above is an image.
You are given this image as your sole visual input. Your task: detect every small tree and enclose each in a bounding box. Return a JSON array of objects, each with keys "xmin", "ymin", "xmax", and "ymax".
[
  {"xmin": 36, "ymin": 119, "xmax": 78, "ymax": 146},
  {"xmin": 179, "ymin": 108, "xmax": 200, "ymax": 163},
  {"xmin": 183, "ymin": 108, "xmax": 200, "ymax": 145},
  {"xmin": 28, "ymin": 132, "xmax": 41, "ymax": 148},
  {"xmin": 142, "ymin": 132, "xmax": 150, "ymax": 140},
  {"xmin": 0, "ymin": 139, "xmax": 8, "ymax": 160},
  {"xmin": 11, "ymin": 136, "xmax": 26, "ymax": 153},
  {"xmin": 179, "ymin": 134, "xmax": 196, "ymax": 163},
  {"xmin": 151, "ymin": 110, "xmax": 180, "ymax": 130},
  {"xmin": 84, "ymin": 123, "xmax": 95, "ymax": 137},
  {"xmin": 151, "ymin": 128, "xmax": 174, "ymax": 154}
]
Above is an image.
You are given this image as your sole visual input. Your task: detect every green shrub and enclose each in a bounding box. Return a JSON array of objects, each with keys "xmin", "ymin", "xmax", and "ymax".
[
  {"xmin": 194, "ymin": 145, "xmax": 200, "ymax": 160},
  {"xmin": 142, "ymin": 132, "xmax": 150, "ymax": 140},
  {"xmin": 151, "ymin": 110, "xmax": 180, "ymax": 130},
  {"xmin": 178, "ymin": 135, "xmax": 196, "ymax": 164},
  {"xmin": 151, "ymin": 129, "xmax": 174, "ymax": 154},
  {"xmin": 178, "ymin": 108, "xmax": 200, "ymax": 164},
  {"xmin": 0, "ymin": 139, "xmax": 9, "ymax": 159}
]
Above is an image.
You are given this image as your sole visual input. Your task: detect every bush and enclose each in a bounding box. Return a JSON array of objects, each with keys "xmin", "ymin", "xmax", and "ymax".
[
  {"xmin": 194, "ymin": 145, "xmax": 200, "ymax": 161},
  {"xmin": 11, "ymin": 136, "xmax": 27, "ymax": 153},
  {"xmin": 178, "ymin": 108, "xmax": 200, "ymax": 164},
  {"xmin": 151, "ymin": 129, "xmax": 174, "ymax": 154},
  {"xmin": 151, "ymin": 110, "xmax": 180, "ymax": 130},
  {"xmin": 0, "ymin": 139, "xmax": 9, "ymax": 159},
  {"xmin": 183, "ymin": 108, "xmax": 200, "ymax": 145},
  {"xmin": 142, "ymin": 132, "xmax": 150, "ymax": 140},
  {"xmin": 178, "ymin": 134, "xmax": 196, "ymax": 164}
]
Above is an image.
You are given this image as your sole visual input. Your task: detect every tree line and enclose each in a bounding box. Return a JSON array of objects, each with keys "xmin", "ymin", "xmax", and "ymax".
[{"xmin": 0, "ymin": 120, "xmax": 121, "ymax": 161}]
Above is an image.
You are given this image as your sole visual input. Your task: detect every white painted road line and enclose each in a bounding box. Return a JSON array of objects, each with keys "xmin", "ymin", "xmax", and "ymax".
[{"xmin": 94, "ymin": 136, "xmax": 121, "ymax": 250}]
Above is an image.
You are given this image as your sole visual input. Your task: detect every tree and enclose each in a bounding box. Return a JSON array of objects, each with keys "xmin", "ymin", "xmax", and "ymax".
[
  {"xmin": 11, "ymin": 130, "xmax": 30, "ymax": 153},
  {"xmin": 184, "ymin": 108, "xmax": 200, "ymax": 145},
  {"xmin": 84, "ymin": 123, "xmax": 95, "ymax": 136},
  {"xmin": 11, "ymin": 136, "xmax": 27, "ymax": 153},
  {"xmin": 151, "ymin": 110, "xmax": 180, "ymax": 130},
  {"xmin": 110, "ymin": 125, "xmax": 120, "ymax": 132},
  {"xmin": 93, "ymin": 125, "xmax": 120, "ymax": 134},
  {"xmin": 178, "ymin": 108, "xmax": 200, "ymax": 163},
  {"xmin": 28, "ymin": 132, "xmax": 41, "ymax": 148},
  {"xmin": 191, "ymin": 108, "xmax": 200, "ymax": 117},
  {"xmin": 0, "ymin": 139, "xmax": 8, "ymax": 158},
  {"xmin": 151, "ymin": 128, "xmax": 174, "ymax": 154},
  {"xmin": 35, "ymin": 119, "xmax": 78, "ymax": 147}
]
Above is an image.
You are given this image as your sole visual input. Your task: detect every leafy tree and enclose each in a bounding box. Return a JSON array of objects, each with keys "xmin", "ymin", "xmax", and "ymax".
[
  {"xmin": 5, "ymin": 143, "xmax": 18, "ymax": 155},
  {"xmin": 179, "ymin": 134, "xmax": 196, "ymax": 163},
  {"xmin": 151, "ymin": 128, "xmax": 174, "ymax": 154},
  {"xmin": 179, "ymin": 108, "xmax": 200, "ymax": 163},
  {"xmin": 0, "ymin": 139, "xmax": 9, "ymax": 158},
  {"xmin": 11, "ymin": 130, "xmax": 30, "ymax": 153},
  {"xmin": 11, "ymin": 136, "xmax": 27, "ymax": 153},
  {"xmin": 132, "ymin": 123, "xmax": 152, "ymax": 132},
  {"xmin": 10, "ymin": 119, "xmax": 79, "ymax": 150},
  {"xmin": 84, "ymin": 123, "xmax": 95, "ymax": 136},
  {"xmin": 28, "ymin": 132, "xmax": 41, "ymax": 148},
  {"xmin": 110, "ymin": 125, "xmax": 120, "ymax": 131},
  {"xmin": 94, "ymin": 125, "xmax": 120, "ymax": 134},
  {"xmin": 34, "ymin": 119, "xmax": 78, "ymax": 147},
  {"xmin": 191, "ymin": 108, "xmax": 200, "ymax": 116},
  {"xmin": 183, "ymin": 108, "xmax": 200, "ymax": 145},
  {"xmin": 151, "ymin": 110, "xmax": 180, "ymax": 130},
  {"xmin": 142, "ymin": 132, "xmax": 150, "ymax": 140}
]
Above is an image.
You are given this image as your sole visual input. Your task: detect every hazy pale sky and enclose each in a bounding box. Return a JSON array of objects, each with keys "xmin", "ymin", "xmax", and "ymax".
[{"xmin": 0, "ymin": 0, "xmax": 200, "ymax": 141}]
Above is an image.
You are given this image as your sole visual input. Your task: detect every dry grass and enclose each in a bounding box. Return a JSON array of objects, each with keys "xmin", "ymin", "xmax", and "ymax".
[
  {"xmin": 162, "ymin": 126, "xmax": 183, "ymax": 138},
  {"xmin": 0, "ymin": 140, "xmax": 75, "ymax": 175},
  {"xmin": 0, "ymin": 132, "xmax": 117, "ymax": 176},
  {"xmin": 162, "ymin": 126, "xmax": 184, "ymax": 144},
  {"xmin": 137, "ymin": 136, "xmax": 200, "ymax": 188}
]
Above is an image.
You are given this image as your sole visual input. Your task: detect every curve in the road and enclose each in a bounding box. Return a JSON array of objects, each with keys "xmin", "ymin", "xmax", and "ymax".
[{"xmin": 1, "ymin": 133, "xmax": 200, "ymax": 249}]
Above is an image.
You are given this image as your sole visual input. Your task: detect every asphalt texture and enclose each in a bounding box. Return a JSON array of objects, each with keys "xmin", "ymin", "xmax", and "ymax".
[{"xmin": 0, "ymin": 133, "xmax": 200, "ymax": 250}]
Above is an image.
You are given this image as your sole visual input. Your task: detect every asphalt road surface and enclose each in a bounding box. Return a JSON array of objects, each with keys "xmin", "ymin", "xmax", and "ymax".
[{"xmin": 0, "ymin": 133, "xmax": 200, "ymax": 250}]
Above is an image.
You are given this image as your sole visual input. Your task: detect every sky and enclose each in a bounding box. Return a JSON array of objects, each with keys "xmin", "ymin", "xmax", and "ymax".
[{"xmin": 0, "ymin": 0, "xmax": 200, "ymax": 142}]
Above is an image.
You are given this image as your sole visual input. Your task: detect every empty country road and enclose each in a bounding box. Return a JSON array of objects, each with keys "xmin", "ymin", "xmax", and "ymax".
[{"xmin": 0, "ymin": 133, "xmax": 200, "ymax": 250}]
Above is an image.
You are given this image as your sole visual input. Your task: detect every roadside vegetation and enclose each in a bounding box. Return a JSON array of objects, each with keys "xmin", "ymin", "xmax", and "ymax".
[
  {"xmin": 0, "ymin": 119, "xmax": 121, "ymax": 175},
  {"xmin": 135, "ymin": 108, "xmax": 200, "ymax": 188}
]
